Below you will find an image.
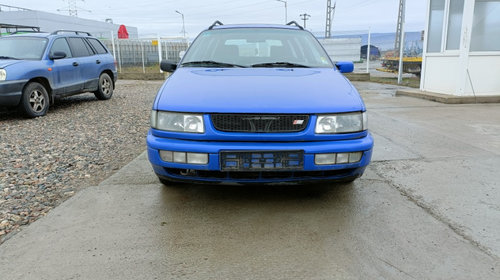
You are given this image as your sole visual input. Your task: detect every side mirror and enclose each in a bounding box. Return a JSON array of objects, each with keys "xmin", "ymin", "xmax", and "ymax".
[
  {"xmin": 160, "ymin": 60, "xmax": 178, "ymax": 72},
  {"xmin": 50, "ymin": 51, "xmax": 67, "ymax": 60},
  {"xmin": 179, "ymin": 51, "xmax": 186, "ymax": 59},
  {"xmin": 335, "ymin": 61, "xmax": 354, "ymax": 73}
]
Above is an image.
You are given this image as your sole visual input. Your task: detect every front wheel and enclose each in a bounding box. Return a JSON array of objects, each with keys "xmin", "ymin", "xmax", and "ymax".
[
  {"xmin": 94, "ymin": 73, "xmax": 113, "ymax": 100},
  {"xmin": 158, "ymin": 176, "xmax": 187, "ymax": 187},
  {"xmin": 19, "ymin": 82, "xmax": 49, "ymax": 118}
]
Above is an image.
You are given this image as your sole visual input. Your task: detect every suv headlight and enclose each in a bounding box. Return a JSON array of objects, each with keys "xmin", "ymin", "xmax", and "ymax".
[
  {"xmin": 0, "ymin": 69, "xmax": 6, "ymax": 81},
  {"xmin": 151, "ymin": 110, "xmax": 205, "ymax": 133},
  {"xmin": 315, "ymin": 112, "xmax": 367, "ymax": 134}
]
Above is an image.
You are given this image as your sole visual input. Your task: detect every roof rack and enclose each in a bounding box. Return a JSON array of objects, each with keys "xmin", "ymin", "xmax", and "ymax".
[
  {"xmin": 9, "ymin": 30, "xmax": 43, "ymax": 35},
  {"xmin": 50, "ymin": 30, "xmax": 92, "ymax": 36},
  {"xmin": 0, "ymin": 24, "xmax": 40, "ymax": 36},
  {"xmin": 286, "ymin": 21, "xmax": 304, "ymax": 30},
  {"xmin": 208, "ymin": 20, "xmax": 223, "ymax": 30}
]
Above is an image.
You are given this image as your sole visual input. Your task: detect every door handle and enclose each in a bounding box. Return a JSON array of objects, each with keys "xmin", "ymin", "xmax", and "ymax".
[
  {"xmin": 96, "ymin": 60, "xmax": 101, "ymax": 64},
  {"xmin": 72, "ymin": 62, "xmax": 79, "ymax": 66}
]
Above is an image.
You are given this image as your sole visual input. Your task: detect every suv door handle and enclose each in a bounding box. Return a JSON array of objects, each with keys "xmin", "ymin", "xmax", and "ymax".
[
  {"xmin": 72, "ymin": 62, "xmax": 79, "ymax": 67},
  {"xmin": 96, "ymin": 60, "xmax": 101, "ymax": 64}
]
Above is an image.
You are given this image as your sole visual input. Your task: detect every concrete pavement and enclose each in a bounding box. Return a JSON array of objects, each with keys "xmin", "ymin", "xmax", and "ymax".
[{"xmin": 0, "ymin": 82, "xmax": 499, "ymax": 279}]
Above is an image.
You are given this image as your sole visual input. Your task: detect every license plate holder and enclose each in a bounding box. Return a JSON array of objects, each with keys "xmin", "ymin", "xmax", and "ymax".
[{"xmin": 220, "ymin": 150, "xmax": 304, "ymax": 171}]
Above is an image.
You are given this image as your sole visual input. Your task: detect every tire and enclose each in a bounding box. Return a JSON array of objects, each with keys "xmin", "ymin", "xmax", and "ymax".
[
  {"xmin": 338, "ymin": 175, "xmax": 358, "ymax": 184},
  {"xmin": 159, "ymin": 177, "xmax": 172, "ymax": 186},
  {"xmin": 94, "ymin": 73, "xmax": 113, "ymax": 100},
  {"xmin": 19, "ymin": 82, "xmax": 49, "ymax": 118},
  {"xmin": 158, "ymin": 176, "xmax": 187, "ymax": 187}
]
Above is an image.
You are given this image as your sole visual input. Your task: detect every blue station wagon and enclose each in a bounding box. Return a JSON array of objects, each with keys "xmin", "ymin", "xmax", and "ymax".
[
  {"xmin": 0, "ymin": 30, "xmax": 117, "ymax": 117},
  {"xmin": 147, "ymin": 21, "xmax": 374, "ymax": 184}
]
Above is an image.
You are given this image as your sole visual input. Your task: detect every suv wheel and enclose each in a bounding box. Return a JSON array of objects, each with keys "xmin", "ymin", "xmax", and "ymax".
[
  {"xmin": 19, "ymin": 82, "xmax": 49, "ymax": 118},
  {"xmin": 94, "ymin": 73, "xmax": 113, "ymax": 100}
]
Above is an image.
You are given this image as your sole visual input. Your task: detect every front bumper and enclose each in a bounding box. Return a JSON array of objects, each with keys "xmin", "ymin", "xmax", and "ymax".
[
  {"xmin": 0, "ymin": 80, "xmax": 28, "ymax": 106},
  {"xmin": 147, "ymin": 131, "xmax": 374, "ymax": 183}
]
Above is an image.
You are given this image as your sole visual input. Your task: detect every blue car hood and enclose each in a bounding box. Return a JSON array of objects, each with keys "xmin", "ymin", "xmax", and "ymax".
[
  {"xmin": 0, "ymin": 59, "xmax": 22, "ymax": 68},
  {"xmin": 155, "ymin": 68, "xmax": 365, "ymax": 114}
]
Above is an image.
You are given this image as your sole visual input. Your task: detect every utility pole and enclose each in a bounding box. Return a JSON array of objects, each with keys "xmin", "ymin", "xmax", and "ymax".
[
  {"xmin": 396, "ymin": 0, "xmax": 406, "ymax": 84},
  {"xmin": 276, "ymin": 0, "xmax": 288, "ymax": 23},
  {"xmin": 175, "ymin": 10, "xmax": 186, "ymax": 39},
  {"xmin": 325, "ymin": 0, "xmax": 336, "ymax": 38},
  {"xmin": 300, "ymin": 13, "xmax": 311, "ymax": 29},
  {"xmin": 394, "ymin": 0, "xmax": 405, "ymax": 51}
]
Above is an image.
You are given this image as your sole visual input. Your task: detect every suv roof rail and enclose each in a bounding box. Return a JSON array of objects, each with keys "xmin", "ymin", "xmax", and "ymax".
[
  {"xmin": 51, "ymin": 30, "xmax": 92, "ymax": 36},
  {"xmin": 208, "ymin": 20, "xmax": 223, "ymax": 30},
  {"xmin": 286, "ymin": 21, "xmax": 304, "ymax": 30}
]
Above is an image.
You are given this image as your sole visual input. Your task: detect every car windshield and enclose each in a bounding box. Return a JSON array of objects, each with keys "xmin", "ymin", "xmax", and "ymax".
[
  {"xmin": 0, "ymin": 37, "xmax": 48, "ymax": 60},
  {"xmin": 181, "ymin": 28, "xmax": 333, "ymax": 68}
]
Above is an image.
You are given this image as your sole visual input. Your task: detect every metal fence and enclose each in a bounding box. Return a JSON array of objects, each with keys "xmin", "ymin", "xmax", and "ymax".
[
  {"xmin": 103, "ymin": 31, "xmax": 423, "ymax": 77},
  {"xmin": 100, "ymin": 38, "xmax": 189, "ymax": 73}
]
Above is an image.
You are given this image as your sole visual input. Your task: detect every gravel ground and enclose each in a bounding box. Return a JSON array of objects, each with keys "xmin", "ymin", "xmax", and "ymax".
[{"xmin": 0, "ymin": 80, "xmax": 163, "ymax": 244}]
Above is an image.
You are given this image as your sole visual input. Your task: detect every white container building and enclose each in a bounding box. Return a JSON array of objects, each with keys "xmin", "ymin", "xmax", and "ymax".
[{"xmin": 421, "ymin": 0, "xmax": 500, "ymax": 96}]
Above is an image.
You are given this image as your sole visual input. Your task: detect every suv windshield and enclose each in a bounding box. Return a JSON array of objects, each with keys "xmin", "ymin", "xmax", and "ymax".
[
  {"xmin": 181, "ymin": 28, "xmax": 333, "ymax": 68},
  {"xmin": 0, "ymin": 37, "xmax": 48, "ymax": 60}
]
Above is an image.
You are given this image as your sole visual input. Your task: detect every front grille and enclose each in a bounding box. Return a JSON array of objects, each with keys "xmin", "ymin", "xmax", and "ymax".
[
  {"xmin": 220, "ymin": 150, "xmax": 304, "ymax": 171},
  {"xmin": 164, "ymin": 167, "xmax": 357, "ymax": 181},
  {"xmin": 211, "ymin": 114, "xmax": 309, "ymax": 133}
]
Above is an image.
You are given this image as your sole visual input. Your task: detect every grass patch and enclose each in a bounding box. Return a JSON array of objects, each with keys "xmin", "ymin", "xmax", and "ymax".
[
  {"xmin": 370, "ymin": 76, "xmax": 420, "ymax": 88},
  {"xmin": 118, "ymin": 64, "xmax": 161, "ymax": 73}
]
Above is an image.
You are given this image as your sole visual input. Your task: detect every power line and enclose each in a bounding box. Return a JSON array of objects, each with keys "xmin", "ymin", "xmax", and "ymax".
[{"xmin": 57, "ymin": 0, "xmax": 90, "ymax": 17}]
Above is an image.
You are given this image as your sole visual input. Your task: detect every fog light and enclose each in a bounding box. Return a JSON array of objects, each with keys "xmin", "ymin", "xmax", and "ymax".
[
  {"xmin": 315, "ymin": 153, "xmax": 336, "ymax": 165},
  {"xmin": 187, "ymin": 153, "xmax": 208, "ymax": 164},
  {"xmin": 336, "ymin": 153, "xmax": 349, "ymax": 164},
  {"xmin": 349, "ymin": 152, "xmax": 362, "ymax": 163},
  {"xmin": 159, "ymin": 150, "xmax": 173, "ymax": 162},
  {"xmin": 173, "ymin": 152, "xmax": 187, "ymax": 163}
]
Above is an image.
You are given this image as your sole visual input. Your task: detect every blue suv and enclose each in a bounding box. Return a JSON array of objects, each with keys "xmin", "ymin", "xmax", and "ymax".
[
  {"xmin": 147, "ymin": 21, "xmax": 373, "ymax": 184},
  {"xmin": 0, "ymin": 30, "xmax": 117, "ymax": 117}
]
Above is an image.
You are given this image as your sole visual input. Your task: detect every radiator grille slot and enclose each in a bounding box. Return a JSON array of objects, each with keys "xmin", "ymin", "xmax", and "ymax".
[{"xmin": 211, "ymin": 114, "xmax": 309, "ymax": 133}]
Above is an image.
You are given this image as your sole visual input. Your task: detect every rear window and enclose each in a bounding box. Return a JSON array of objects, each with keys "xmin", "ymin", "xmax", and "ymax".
[
  {"xmin": 87, "ymin": 38, "xmax": 108, "ymax": 54},
  {"xmin": 67, "ymin": 37, "xmax": 94, "ymax": 57}
]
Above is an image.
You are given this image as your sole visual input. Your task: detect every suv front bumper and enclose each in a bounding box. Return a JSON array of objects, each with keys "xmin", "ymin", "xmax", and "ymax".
[
  {"xmin": 0, "ymin": 80, "xmax": 28, "ymax": 106},
  {"xmin": 147, "ymin": 131, "xmax": 374, "ymax": 183}
]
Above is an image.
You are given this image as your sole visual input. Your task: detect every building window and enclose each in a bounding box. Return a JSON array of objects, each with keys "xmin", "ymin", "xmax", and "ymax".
[
  {"xmin": 471, "ymin": 0, "xmax": 500, "ymax": 51},
  {"xmin": 427, "ymin": 0, "xmax": 446, "ymax": 52},
  {"xmin": 446, "ymin": 0, "xmax": 464, "ymax": 50}
]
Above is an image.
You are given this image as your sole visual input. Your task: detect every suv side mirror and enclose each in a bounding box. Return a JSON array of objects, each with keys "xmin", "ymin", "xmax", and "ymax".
[
  {"xmin": 50, "ymin": 51, "xmax": 67, "ymax": 60},
  {"xmin": 335, "ymin": 61, "xmax": 354, "ymax": 73},
  {"xmin": 160, "ymin": 60, "xmax": 178, "ymax": 72}
]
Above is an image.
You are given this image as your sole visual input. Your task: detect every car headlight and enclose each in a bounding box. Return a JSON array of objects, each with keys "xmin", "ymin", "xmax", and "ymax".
[
  {"xmin": 151, "ymin": 110, "xmax": 205, "ymax": 133},
  {"xmin": 315, "ymin": 112, "xmax": 367, "ymax": 134},
  {"xmin": 0, "ymin": 69, "xmax": 6, "ymax": 81}
]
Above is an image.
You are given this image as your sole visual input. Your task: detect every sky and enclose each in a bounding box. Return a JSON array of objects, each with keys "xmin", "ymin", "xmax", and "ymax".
[{"xmin": 1, "ymin": 0, "xmax": 427, "ymax": 38}]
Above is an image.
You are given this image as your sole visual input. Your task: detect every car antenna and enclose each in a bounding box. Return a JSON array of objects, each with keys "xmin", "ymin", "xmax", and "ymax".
[
  {"xmin": 286, "ymin": 21, "xmax": 304, "ymax": 30},
  {"xmin": 208, "ymin": 21, "xmax": 224, "ymax": 30}
]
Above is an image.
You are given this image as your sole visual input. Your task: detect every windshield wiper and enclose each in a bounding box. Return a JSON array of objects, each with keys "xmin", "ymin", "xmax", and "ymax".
[
  {"xmin": 0, "ymin": 56, "xmax": 19, "ymax": 60},
  {"xmin": 251, "ymin": 62, "xmax": 310, "ymax": 68},
  {"xmin": 181, "ymin": 60, "xmax": 246, "ymax": 68}
]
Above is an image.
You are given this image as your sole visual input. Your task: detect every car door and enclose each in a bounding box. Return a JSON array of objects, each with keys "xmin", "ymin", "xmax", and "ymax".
[
  {"xmin": 86, "ymin": 38, "xmax": 112, "ymax": 88},
  {"xmin": 67, "ymin": 37, "xmax": 95, "ymax": 93},
  {"xmin": 80, "ymin": 38, "xmax": 102, "ymax": 91},
  {"xmin": 48, "ymin": 38, "xmax": 81, "ymax": 95}
]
